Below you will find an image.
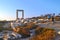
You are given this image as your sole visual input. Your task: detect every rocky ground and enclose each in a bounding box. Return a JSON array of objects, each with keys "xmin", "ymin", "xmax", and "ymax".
[
  {"xmin": 0, "ymin": 21, "xmax": 60, "ymax": 40},
  {"xmin": 20, "ymin": 21, "xmax": 60, "ymax": 40}
]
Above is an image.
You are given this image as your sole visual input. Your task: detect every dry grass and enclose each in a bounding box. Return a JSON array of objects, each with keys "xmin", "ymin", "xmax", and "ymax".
[{"xmin": 30, "ymin": 28, "xmax": 56, "ymax": 40}]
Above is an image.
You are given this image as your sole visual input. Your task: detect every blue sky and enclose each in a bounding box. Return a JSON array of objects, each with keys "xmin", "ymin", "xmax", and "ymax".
[{"xmin": 0, "ymin": 0, "xmax": 60, "ymax": 20}]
